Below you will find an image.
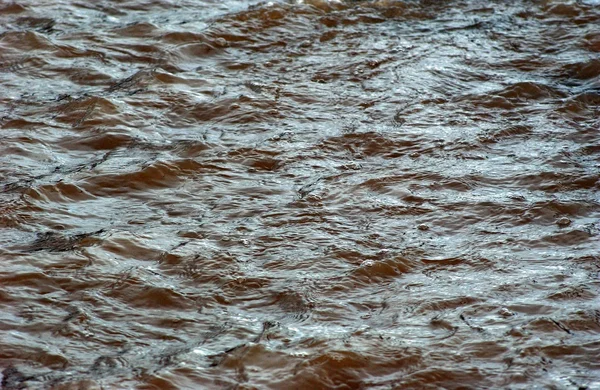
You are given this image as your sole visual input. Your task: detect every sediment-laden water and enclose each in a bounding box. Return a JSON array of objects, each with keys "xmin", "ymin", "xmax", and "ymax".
[{"xmin": 1, "ymin": 0, "xmax": 600, "ymax": 388}]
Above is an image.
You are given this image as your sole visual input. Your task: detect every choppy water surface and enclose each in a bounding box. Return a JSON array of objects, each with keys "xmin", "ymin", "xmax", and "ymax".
[{"xmin": 1, "ymin": 0, "xmax": 600, "ymax": 388}]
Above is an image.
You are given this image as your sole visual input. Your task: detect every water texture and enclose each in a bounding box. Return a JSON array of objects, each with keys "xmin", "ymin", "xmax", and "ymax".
[{"xmin": 1, "ymin": 0, "xmax": 600, "ymax": 388}]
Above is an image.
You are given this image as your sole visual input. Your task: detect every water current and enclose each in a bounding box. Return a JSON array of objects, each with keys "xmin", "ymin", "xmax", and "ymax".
[{"xmin": 1, "ymin": 0, "xmax": 600, "ymax": 388}]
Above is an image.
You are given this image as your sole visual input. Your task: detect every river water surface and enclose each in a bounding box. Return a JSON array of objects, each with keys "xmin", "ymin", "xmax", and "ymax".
[{"xmin": 1, "ymin": 0, "xmax": 600, "ymax": 388}]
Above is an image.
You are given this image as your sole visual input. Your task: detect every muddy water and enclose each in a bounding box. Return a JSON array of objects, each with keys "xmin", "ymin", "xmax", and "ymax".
[{"xmin": 1, "ymin": 0, "xmax": 600, "ymax": 388}]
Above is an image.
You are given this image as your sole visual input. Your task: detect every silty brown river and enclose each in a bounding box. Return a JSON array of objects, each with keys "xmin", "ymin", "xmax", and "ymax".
[{"xmin": 1, "ymin": 0, "xmax": 600, "ymax": 388}]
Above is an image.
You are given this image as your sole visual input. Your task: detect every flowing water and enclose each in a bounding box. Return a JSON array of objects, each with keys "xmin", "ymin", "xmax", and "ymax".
[{"xmin": 1, "ymin": 0, "xmax": 600, "ymax": 388}]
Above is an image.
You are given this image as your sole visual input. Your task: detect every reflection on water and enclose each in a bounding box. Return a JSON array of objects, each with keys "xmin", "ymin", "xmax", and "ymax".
[{"xmin": 1, "ymin": 0, "xmax": 600, "ymax": 388}]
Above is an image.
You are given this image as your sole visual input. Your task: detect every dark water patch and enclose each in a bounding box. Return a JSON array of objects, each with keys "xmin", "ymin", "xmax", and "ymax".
[
  {"xmin": 23, "ymin": 229, "xmax": 105, "ymax": 252},
  {"xmin": 58, "ymin": 131, "xmax": 135, "ymax": 151}
]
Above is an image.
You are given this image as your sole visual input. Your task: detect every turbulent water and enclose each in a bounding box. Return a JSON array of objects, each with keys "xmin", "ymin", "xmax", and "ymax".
[{"xmin": 1, "ymin": 0, "xmax": 600, "ymax": 388}]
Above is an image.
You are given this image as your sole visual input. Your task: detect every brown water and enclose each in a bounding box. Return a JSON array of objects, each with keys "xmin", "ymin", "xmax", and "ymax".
[{"xmin": 1, "ymin": 0, "xmax": 600, "ymax": 388}]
